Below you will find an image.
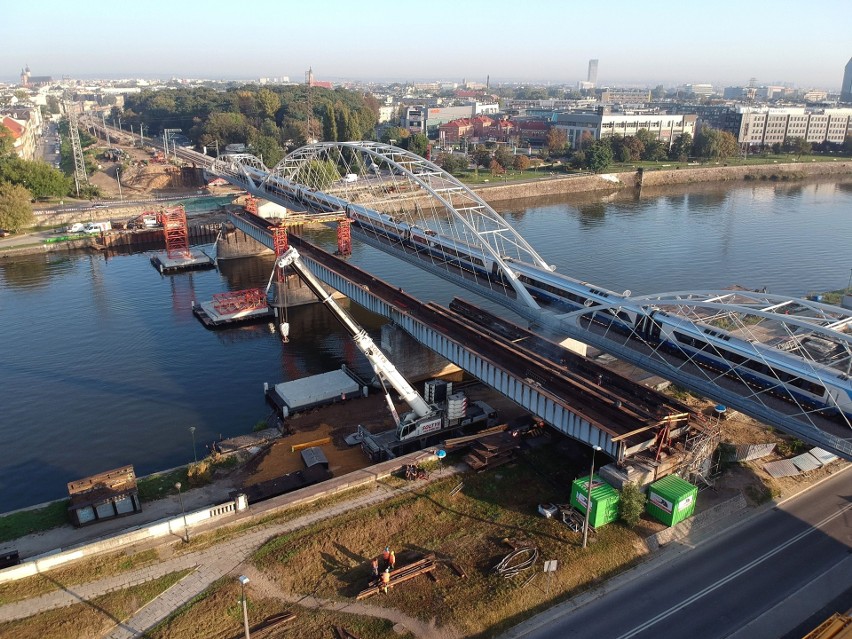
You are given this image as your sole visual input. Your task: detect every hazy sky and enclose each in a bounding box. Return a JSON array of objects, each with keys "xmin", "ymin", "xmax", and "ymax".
[{"xmin": 3, "ymin": 0, "xmax": 850, "ymax": 88}]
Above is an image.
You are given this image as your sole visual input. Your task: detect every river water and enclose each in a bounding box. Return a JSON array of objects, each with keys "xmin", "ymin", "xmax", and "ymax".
[{"xmin": 2, "ymin": 178, "xmax": 851, "ymax": 512}]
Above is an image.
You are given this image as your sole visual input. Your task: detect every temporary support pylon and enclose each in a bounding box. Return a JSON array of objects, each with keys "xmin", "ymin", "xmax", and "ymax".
[
  {"xmin": 162, "ymin": 205, "xmax": 190, "ymax": 259},
  {"xmin": 212, "ymin": 288, "xmax": 266, "ymax": 314},
  {"xmin": 244, "ymin": 195, "xmax": 258, "ymax": 215},
  {"xmin": 337, "ymin": 218, "xmax": 352, "ymax": 256}
]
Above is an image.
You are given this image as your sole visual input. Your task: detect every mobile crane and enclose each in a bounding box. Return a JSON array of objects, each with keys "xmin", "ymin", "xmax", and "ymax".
[{"xmin": 276, "ymin": 247, "xmax": 497, "ymax": 460}]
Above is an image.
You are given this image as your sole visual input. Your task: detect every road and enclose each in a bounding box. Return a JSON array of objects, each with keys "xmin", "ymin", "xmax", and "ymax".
[{"xmin": 503, "ymin": 469, "xmax": 852, "ymax": 639}]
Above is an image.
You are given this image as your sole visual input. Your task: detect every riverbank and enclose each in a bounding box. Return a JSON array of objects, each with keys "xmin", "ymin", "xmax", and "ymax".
[{"xmin": 474, "ymin": 158, "xmax": 852, "ymax": 204}]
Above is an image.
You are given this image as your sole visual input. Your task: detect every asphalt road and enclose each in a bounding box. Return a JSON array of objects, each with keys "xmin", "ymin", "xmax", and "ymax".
[{"xmin": 503, "ymin": 469, "xmax": 851, "ymax": 639}]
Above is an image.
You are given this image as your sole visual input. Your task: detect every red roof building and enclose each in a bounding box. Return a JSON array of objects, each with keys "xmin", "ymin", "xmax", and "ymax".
[{"xmin": 438, "ymin": 118, "xmax": 474, "ymax": 143}]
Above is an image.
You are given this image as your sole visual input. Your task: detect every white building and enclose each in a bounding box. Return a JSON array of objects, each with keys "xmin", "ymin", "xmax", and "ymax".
[
  {"xmin": 735, "ymin": 106, "xmax": 852, "ymax": 147},
  {"xmin": 554, "ymin": 111, "xmax": 697, "ymax": 149}
]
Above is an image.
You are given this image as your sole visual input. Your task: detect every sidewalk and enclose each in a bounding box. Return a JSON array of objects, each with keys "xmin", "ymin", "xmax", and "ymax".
[{"xmin": 0, "ymin": 462, "xmax": 458, "ymax": 638}]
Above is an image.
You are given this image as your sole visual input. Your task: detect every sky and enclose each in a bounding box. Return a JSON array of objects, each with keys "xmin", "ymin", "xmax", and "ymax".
[{"xmin": 2, "ymin": 0, "xmax": 850, "ymax": 89}]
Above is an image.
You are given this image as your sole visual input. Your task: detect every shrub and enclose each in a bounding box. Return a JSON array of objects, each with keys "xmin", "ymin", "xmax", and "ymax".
[{"xmin": 619, "ymin": 482, "xmax": 645, "ymax": 528}]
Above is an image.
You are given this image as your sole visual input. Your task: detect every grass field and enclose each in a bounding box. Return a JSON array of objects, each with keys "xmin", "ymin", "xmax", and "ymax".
[
  {"xmin": 0, "ymin": 548, "xmax": 159, "ymax": 606},
  {"xmin": 250, "ymin": 445, "xmax": 650, "ymax": 638},
  {"xmin": 0, "ymin": 569, "xmax": 190, "ymax": 639},
  {"xmin": 147, "ymin": 576, "xmax": 413, "ymax": 639}
]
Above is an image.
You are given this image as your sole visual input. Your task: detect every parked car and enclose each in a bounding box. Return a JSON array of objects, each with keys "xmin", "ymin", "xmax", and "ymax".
[
  {"xmin": 66, "ymin": 223, "xmax": 86, "ymax": 233},
  {"xmin": 0, "ymin": 229, "xmax": 11, "ymax": 237}
]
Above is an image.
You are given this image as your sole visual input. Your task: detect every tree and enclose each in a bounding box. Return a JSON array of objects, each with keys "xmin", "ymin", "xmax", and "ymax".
[
  {"xmin": 489, "ymin": 159, "xmax": 505, "ymax": 176},
  {"xmin": 669, "ymin": 133, "xmax": 693, "ymax": 161},
  {"xmin": 255, "ymin": 88, "xmax": 280, "ymax": 120},
  {"xmin": 546, "ymin": 127, "xmax": 567, "ymax": 156},
  {"xmin": 619, "ymin": 483, "xmax": 645, "ymax": 528},
  {"xmin": 513, "ymin": 154, "xmax": 530, "ymax": 171},
  {"xmin": 294, "ymin": 159, "xmax": 339, "ymax": 190},
  {"xmin": 0, "ymin": 157, "xmax": 72, "ymax": 198},
  {"xmin": 323, "ymin": 104, "xmax": 338, "ymax": 142},
  {"xmin": 623, "ymin": 136, "xmax": 645, "ymax": 162},
  {"xmin": 250, "ymin": 135, "xmax": 285, "ymax": 167},
  {"xmin": 380, "ymin": 126, "xmax": 409, "ymax": 145},
  {"xmin": 784, "ymin": 137, "xmax": 812, "ymax": 156},
  {"xmin": 693, "ymin": 126, "xmax": 740, "ymax": 160},
  {"xmin": 0, "ymin": 124, "xmax": 14, "ymax": 156},
  {"xmin": 493, "ymin": 145, "xmax": 514, "ymax": 171},
  {"xmin": 470, "ymin": 145, "xmax": 492, "ymax": 169},
  {"xmin": 587, "ymin": 139, "xmax": 613, "ymax": 173},
  {"xmin": 437, "ymin": 153, "xmax": 467, "ymax": 175},
  {"xmin": 0, "ymin": 181, "xmax": 34, "ymax": 231},
  {"xmin": 46, "ymin": 95, "xmax": 61, "ymax": 115},
  {"xmin": 403, "ymin": 133, "xmax": 430, "ymax": 158}
]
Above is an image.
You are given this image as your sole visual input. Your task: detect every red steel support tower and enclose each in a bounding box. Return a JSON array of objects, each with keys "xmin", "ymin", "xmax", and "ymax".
[
  {"xmin": 244, "ymin": 195, "xmax": 258, "ymax": 215},
  {"xmin": 162, "ymin": 205, "xmax": 190, "ymax": 259},
  {"xmin": 336, "ymin": 218, "xmax": 351, "ymax": 256}
]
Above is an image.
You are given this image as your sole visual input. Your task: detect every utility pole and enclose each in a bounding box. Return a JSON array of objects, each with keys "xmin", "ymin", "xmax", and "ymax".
[
  {"xmin": 101, "ymin": 112, "xmax": 111, "ymax": 147},
  {"xmin": 140, "ymin": 123, "xmax": 144, "ymax": 145}
]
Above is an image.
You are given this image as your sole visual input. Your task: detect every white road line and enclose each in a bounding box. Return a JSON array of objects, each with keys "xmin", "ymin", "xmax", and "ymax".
[{"xmin": 616, "ymin": 502, "xmax": 852, "ymax": 639}]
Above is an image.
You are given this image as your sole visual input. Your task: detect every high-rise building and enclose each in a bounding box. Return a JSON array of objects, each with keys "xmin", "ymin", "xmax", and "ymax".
[
  {"xmin": 841, "ymin": 57, "xmax": 852, "ymax": 102},
  {"xmin": 587, "ymin": 59, "xmax": 599, "ymax": 86}
]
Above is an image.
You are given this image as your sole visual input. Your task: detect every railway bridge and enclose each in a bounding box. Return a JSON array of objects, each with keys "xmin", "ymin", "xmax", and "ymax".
[{"xmin": 201, "ymin": 142, "xmax": 852, "ymax": 461}]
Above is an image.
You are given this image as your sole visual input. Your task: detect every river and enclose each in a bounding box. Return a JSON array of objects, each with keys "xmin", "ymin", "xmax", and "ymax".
[{"xmin": 1, "ymin": 177, "xmax": 851, "ymax": 512}]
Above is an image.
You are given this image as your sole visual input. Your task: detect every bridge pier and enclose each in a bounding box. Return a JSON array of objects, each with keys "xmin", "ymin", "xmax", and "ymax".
[{"xmin": 216, "ymin": 223, "xmax": 273, "ymax": 259}]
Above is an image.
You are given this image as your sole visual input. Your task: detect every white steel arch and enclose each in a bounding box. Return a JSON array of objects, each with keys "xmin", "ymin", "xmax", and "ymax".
[{"xmin": 264, "ymin": 141, "xmax": 556, "ymax": 310}]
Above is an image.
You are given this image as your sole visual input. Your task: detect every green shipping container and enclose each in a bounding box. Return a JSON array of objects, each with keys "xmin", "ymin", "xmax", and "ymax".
[
  {"xmin": 569, "ymin": 474, "xmax": 620, "ymax": 528},
  {"xmin": 646, "ymin": 475, "xmax": 697, "ymax": 526}
]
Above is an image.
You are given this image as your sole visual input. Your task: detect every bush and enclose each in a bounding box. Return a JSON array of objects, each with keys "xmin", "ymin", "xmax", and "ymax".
[
  {"xmin": 619, "ymin": 482, "xmax": 645, "ymax": 528},
  {"xmin": 187, "ymin": 460, "xmax": 212, "ymax": 487}
]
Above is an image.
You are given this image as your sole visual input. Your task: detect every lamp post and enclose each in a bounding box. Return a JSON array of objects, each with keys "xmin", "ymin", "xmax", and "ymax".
[
  {"xmin": 238, "ymin": 575, "xmax": 251, "ymax": 639},
  {"xmin": 189, "ymin": 426, "xmax": 197, "ymax": 464},
  {"xmin": 581, "ymin": 445, "xmax": 602, "ymax": 549},
  {"xmin": 175, "ymin": 482, "xmax": 189, "ymax": 543},
  {"xmin": 115, "ymin": 166, "xmax": 123, "ymax": 201}
]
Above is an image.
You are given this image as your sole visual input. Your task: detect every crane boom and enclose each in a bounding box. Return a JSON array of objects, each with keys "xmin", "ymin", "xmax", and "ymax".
[{"xmin": 276, "ymin": 247, "xmax": 433, "ymax": 420}]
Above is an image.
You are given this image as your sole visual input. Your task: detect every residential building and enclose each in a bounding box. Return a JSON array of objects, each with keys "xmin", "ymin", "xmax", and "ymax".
[
  {"xmin": 842, "ymin": 57, "xmax": 852, "ymax": 103},
  {"xmin": 0, "ymin": 106, "xmax": 42, "ymax": 160},
  {"xmin": 686, "ymin": 84, "xmax": 714, "ymax": 98},
  {"xmin": 437, "ymin": 118, "xmax": 473, "ymax": 144},
  {"xmin": 554, "ymin": 111, "xmax": 696, "ymax": 149}
]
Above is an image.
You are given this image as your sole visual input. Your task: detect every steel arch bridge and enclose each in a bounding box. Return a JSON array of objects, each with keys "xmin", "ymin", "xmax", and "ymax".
[{"xmin": 209, "ymin": 142, "xmax": 852, "ymax": 459}]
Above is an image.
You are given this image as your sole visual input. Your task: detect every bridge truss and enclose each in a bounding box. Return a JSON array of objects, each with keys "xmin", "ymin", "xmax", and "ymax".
[
  {"xmin": 209, "ymin": 143, "xmax": 852, "ymax": 460},
  {"xmin": 555, "ymin": 290, "xmax": 852, "ymax": 458}
]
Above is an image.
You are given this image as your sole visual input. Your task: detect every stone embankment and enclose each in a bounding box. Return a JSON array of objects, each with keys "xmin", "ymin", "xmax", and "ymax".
[{"xmin": 473, "ymin": 159, "xmax": 852, "ymax": 204}]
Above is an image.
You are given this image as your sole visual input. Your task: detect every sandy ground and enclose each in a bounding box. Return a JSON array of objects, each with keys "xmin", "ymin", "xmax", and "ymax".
[{"xmin": 234, "ymin": 383, "xmax": 530, "ymax": 487}]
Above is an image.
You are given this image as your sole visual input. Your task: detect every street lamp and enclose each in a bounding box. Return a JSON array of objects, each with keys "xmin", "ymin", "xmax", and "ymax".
[
  {"xmin": 189, "ymin": 426, "xmax": 197, "ymax": 464},
  {"xmin": 175, "ymin": 482, "xmax": 189, "ymax": 543},
  {"xmin": 238, "ymin": 575, "xmax": 251, "ymax": 639},
  {"xmin": 115, "ymin": 166, "xmax": 123, "ymax": 201},
  {"xmin": 581, "ymin": 445, "xmax": 602, "ymax": 549}
]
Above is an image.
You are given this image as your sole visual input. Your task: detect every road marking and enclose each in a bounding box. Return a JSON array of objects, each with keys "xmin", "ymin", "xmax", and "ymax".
[{"xmin": 616, "ymin": 502, "xmax": 852, "ymax": 639}]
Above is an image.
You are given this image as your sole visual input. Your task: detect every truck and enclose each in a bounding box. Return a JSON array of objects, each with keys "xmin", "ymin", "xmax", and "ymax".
[{"xmin": 275, "ymin": 247, "xmax": 498, "ymax": 461}]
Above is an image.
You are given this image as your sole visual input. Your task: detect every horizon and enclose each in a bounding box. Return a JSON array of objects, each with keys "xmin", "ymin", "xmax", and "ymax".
[{"xmin": 2, "ymin": 0, "xmax": 850, "ymax": 90}]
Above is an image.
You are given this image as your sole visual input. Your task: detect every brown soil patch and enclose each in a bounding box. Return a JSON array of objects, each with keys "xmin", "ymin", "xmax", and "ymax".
[{"xmin": 237, "ymin": 384, "xmax": 530, "ymax": 488}]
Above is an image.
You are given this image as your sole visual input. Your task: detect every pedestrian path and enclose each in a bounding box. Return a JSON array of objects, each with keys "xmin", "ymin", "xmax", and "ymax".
[{"xmin": 0, "ymin": 468, "xmax": 455, "ymax": 638}]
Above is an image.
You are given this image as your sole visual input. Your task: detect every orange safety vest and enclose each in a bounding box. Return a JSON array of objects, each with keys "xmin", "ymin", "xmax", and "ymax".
[{"xmin": 381, "ymin": 571, "xmax": 390, "ymax": 585}]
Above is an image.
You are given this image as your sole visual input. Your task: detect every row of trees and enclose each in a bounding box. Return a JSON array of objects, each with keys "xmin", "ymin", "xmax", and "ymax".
[
  {"xmin": 118, "ymin": 85, "xmax": 380, "ymax": 168},
  {"xmin": 0, "ymin": 122, "xmax": 79, "ymax": 231}
]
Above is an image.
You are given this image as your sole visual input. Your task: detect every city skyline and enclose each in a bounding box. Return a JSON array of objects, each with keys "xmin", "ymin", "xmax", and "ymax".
[{"xmin": 2, "ymin": 0, "xmax": 851, "ymax": 89}]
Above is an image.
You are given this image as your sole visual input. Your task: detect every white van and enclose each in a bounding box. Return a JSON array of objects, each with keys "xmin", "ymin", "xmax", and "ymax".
[
  {"xmin": 84, "ymin": 221, "xmax": 112, "ymax": 234},
  {"xmin": 342, "ymin": 173, "xmax": 358, "ymax": 183},
  {"xmin": 67, "ymin": 223, "xmax": 86, "ymax": 233}
]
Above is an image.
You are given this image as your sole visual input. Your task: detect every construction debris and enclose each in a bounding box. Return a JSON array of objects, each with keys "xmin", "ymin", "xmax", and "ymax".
[
  {"xmin": 463, "ymin": 432, "xmax": 521, "ymax": 471},
  {"xmin": 333, "ymin": 627, "xmax": 362, "ymax": 639},
  {"xmin": 492, "ymin": 546, "xmax": 539, "ymax": 579},
  {"xmin": 356, "ymin": 553, "xmax": 465, "ymax": 600}
]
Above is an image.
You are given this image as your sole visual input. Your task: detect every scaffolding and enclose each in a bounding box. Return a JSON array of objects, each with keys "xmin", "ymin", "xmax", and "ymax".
[
  {"xmin": 162, "ymin": 206, "xmax": 190, "ymax": 259},
  {"xmin": 336, "ymin": 218, "xmax": 352, "ymax": 256},
  {"xmin": 212, "ymin": 288, "xmax": 267, "ymax": 315},
  {"xmin": 678, "ymin": 415, "xmax": 722, "ymax": 488}
]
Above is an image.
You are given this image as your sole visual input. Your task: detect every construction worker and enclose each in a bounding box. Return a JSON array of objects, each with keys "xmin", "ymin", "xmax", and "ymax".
[
  {"xmin": 389, "ymin": 549, "xmax": 396, "ymax": 570},
  {"xmin": 371, "ymin": 557, "xmax": 379, "ymax": 578},
  {"xmin": 381, "ymin": 567, "xmax": 391, "ymax": 594},
  {"xmin": 382, "ymin": 546, "xmax": 390, "ymax": 566}
]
